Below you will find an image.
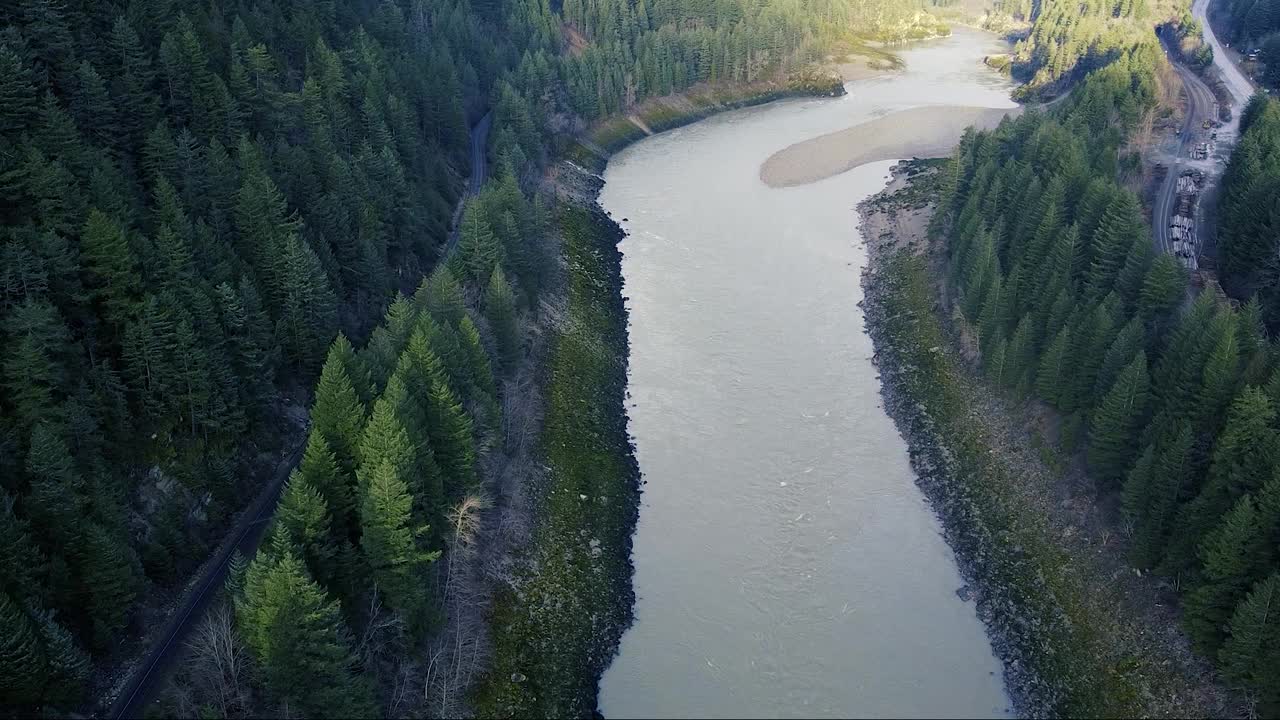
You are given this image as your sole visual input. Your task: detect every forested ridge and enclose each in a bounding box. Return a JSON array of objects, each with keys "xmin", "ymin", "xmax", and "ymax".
[
  {"xmin": 939, "ymin": 39, "xmax": 1280, "ymax": 710},
  {"xmin": 11, "ymin": 0, "xmax": 1280, "ymax": 714},
  {"xmin": 554, "ymin": 0, "xmax": 951, "ymax": 118},
  {"xmin": 0, "ymin": 0, "xmax": 961, "ymax": 716},
  {"xmin": 1006, "ymin": 0, "xmax": 1182, "ymax": 95},
  {"xmin": 0, "ymin": 0, "xmax": 551, "ymax": 711}
]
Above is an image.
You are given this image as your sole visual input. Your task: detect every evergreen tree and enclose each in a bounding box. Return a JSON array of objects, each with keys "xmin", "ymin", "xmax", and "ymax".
[
  {"xmin": 1004, "ymin": 314, "xmax": 1037, "ymax": 392},
  {"xmin": 1035, "ymin": 326, "xmax": 1071, "ymax": 406},
  {"xmin": 1219, "ymin": 573, "xmax": 1280, "ymax": 708},
  {"xmin": 1138, "ymin": 254, "xmax": 1185, "ymax": 325},
  {"xmin": 311, "ymin": 339, "xmax": 368, "ymax": 474},
  {"xmin": 485, "ymin": 265, "xmax": 521, "ymax": 373},
  {"xmin": 275, "ymin": 237, "xmax": 338, "ymax": 373},
  {"xmin": 1087, "ymin": 192, "xmax": 1142, "ymax": 296},
  {"xmin": 1124, "ymin": 426, "xmax": 1195, "ymax": 568},
  {"xmin": 1196, "ymin": 322, "xmax": 1242, "ymax": 433},
  {"xmin": 1087, "ymin": 352, "xmax": 1150, "ymax": 484},
  {"xmin": 80, "ymin": 209, "xmax": 139, "ymax": 331},
  {"xmin": 276, "ymin": 471, "xmax": 339, "ymax": 588},
  {"xmin": 0, "ymin": 494, "xmax": 45, "ymax": 602},
  {"xmin": 415, "ymin": 265, "xmax": 467, "ymax": 327},
  {"xmin": 1065, "ymin": 298, "xmax": 1119, "ymax": 411},
  {"xmin": 24, "ymin": 423, "xmax": 85, "ymax": 549},
  {"xmin": 234, "ymin": 154, "xmax": 299, "ymax": 302},
  {"xmin": 1114, "ymin": 234, "xmax": 1154, "ymax": 304},
  {"xmin": 961, "ymin": 229, "xmax": 998, "ymax": 319},
  {"xmin": 1149, "ymin": 296, "xmax": 1221, "ymax": 432},
  {"xmin": 329, "ymin": 332, "xmax": 370, "ymax": 406},
  {"xmin": 1167, "ymin": 388, "xmax": 1279, "ymax": 575},
  {"xmin": 298, "ymin": 431, "xmax": 357, "ymax": 544},
  {"xmin": 415, "ymin": 312, "xmax": 472, "ymax": 401},
  {"xmin": 359, "ymin": 457, "xmax": 439, "ymax": 619},
  {"xmin": 69, "ymin": 61, "xmax": 117, "ymax": 149},
  {"xmin": 381, "ymin": 364, "xmax": 447, "ymax": 529},
  {"xmin": 225, "ymin": 551, "xmax": 249, "ymax": 598},
  {"xmin": 106, "ymin": 17, "xmax": 158, "ymax": 148},
  {"xmin": 0, "ymin": 41, "xmax": 37, "ymax": 135},
  {"xmin": 356, "ymin": 391, "xmax": 416, "ymax": 496},
  {"xmin": 460, "ymin": 313, "xmax": 499, "ymax": 405},
  {"xmin": 1182, "ymin": 480, "xmax": 1279, "ymax": 653},
  {"xmin": 426, "ymin": 375, "xmax": 477, "ymax": 498},
  {"xmin": 2, "ymin": 301, "xmax": 72, "ymax": 430},
  {"xmin": 215, "ymin": 280, "xmax": 276, "ymax": 414},
  {"xmin": 81, "ymin": 522, "xmax": 138, "ymax": 649},
  {"xmin": 1094, "ymin": 317, "xmax": 1144, "ymax": 398},
  {"xmin": 0, "ymin": 592, "xmax": 44, "ymax": 706},
  {"xmin": 977, "ymin": 273, "xmax": 1006, "ymax": 354},
  {"xmin": 453, "ymin": 206, "xmax": 502, "ymax": 285},
  {"xmin": 362, "ymin": 294, "xmax": 419, "ymax": 391},
  {"xmin": 31, "ymin": 607, "xmax": 89, "ymax": 708},
  {"xmin": 236, "ymin": 545, "xmax": 375, "ymax": 718},
  {"xmin": 141, "ymin": 121, "xmax": 178, "ymax": 186}
]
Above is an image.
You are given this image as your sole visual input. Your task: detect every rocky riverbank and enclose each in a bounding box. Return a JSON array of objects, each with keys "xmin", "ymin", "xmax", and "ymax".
[
  {"xmin": 471, "ymin": 160, "xmax": 641, "ymax": 718},
  {"xmin": 857, "ymin": 163, "xmax": 1241, "ymax": 718}
]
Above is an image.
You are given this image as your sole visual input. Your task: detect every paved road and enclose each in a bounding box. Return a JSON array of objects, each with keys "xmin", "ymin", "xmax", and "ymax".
[
  {"xmin": 107, "ymin": 110, "xmax": 495, "ymax": 720},
  {"xmin": 1193, "ymin": 0, "xmax": 1255, "ymax": 108}
]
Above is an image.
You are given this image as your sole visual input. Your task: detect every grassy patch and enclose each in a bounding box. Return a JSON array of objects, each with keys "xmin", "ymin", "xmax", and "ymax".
[
  {"xmin": 471, "ymin": 206, "xmax": 639, "ymax": 718},
  {"xmin": 1029, "ymin": 430, "xmax": 1066, "ymax": 475},
  {"xmin": 837, "ymin": 38, "xmax": 908, "ymax": 69},
  {"xmin": 866, "ymin": 159, "xmax": 949, "ymax": 212}
]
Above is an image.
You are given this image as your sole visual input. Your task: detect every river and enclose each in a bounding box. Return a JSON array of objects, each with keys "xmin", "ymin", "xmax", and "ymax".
[{"xmin": 596, "ymin": 28, "xmax": 1017, "ymax": 718}]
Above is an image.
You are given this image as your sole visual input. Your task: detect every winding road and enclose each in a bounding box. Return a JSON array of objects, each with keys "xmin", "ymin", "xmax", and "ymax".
[
  {"xmin": 106, "ymin": 111, "xmax": 494, "ymax": 719},
  {"xmin": 1193, "ymin": 0, "xmax": 1254, "ymax": 107}
]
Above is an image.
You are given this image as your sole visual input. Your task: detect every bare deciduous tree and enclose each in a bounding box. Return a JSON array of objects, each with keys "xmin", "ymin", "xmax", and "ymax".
[
  {"xmin": 353, "ymin": 585, "xmax": 404, "ymax": 671},
  {"xmin": 185, "ymin": 603, "xmax": 251, "ymax": 717},
  {"xmin": 425, "ymin": 495, "xmax": 492, "ymax": 717}
]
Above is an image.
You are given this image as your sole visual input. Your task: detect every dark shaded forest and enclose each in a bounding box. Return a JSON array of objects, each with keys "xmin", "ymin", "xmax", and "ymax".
[
  {"xmin": 0, "ymin": 0, "xmax": 547, "ymax": 710},
  {"xmin": 1219, "ymin": 92, "xmax": 1280, "ymax": 326},
  {"xmin": 1218, "ymin": 0, "xmax": 1280, "ymax": 45}
]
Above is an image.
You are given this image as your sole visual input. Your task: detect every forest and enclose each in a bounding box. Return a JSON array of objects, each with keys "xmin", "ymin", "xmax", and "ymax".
[
  {"xmin": 0, "ymin": 0, "xmax": 955, "ymax": 716},
  {"xmin": 553, "ymin": 0, "xmax": 952, "ymax": 118},
  {"xmin": 938, "ymin": 39, "xmax": 1280, "ymax": 710},
  {"xmin": 7, "ymin": 0, "xmax": 1280, "ymax": 714},
  {"xmin": 1218, "ymin": 92, "xmax": 1280, "ymax": 325},
  {"xmin": 1217, "ymin": 0, "xmax": 1280, "ymax": 45},
  {"xmin": 0, "ymin": 0, "xmax": 560, "ymax": 710},
  {"xmin": 1007, "ymin": 0, "xmax": 1179, "ymax": 95}
]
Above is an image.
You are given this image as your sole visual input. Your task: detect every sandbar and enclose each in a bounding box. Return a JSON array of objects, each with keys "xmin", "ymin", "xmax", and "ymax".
[{"xmin": 760, "ymin": 104, "xmax": 1022, "ymax": 188}]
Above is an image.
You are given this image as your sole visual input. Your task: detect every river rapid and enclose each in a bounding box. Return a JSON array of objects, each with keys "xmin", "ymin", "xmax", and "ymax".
[{"xmin": 596, "ymin": 28, "xmax": 1018, "ymax": 719}]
